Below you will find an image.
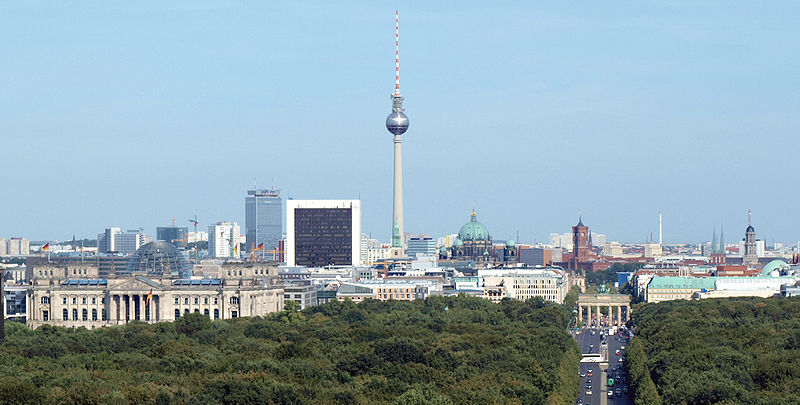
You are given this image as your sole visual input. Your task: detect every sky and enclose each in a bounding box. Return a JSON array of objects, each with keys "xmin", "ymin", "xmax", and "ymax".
[{"xmin": 1, "ymin": 1, "xmax": 799, "ymax": 244}]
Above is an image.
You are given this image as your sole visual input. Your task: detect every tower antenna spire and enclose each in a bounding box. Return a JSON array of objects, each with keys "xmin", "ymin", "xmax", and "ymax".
[
  {"xmin": 395, "ymin": 10, "xmax": 400, "ymax": 96},
  {"xmin": 748, "ymin": 209, "xmax": 752, "ymax": 226}
]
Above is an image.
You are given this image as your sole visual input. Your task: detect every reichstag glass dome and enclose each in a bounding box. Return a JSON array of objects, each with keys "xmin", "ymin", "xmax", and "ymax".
[{"xmin": 126, "ymin": 241, "xmax": 190, "ymax": 278}]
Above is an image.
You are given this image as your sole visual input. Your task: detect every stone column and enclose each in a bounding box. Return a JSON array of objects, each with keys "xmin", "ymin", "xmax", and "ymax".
[
  {"xmin": 127, "ymin": 295, "xmax": 133, "ymax": 322},
  {"xmin": 578, "ymin": 304, "xmax": 583, "ymax": 325},
  {"xmin": 586, "ymin": 305, "xmax": 591, "ymax": 327},
  {"xmin": 596, "ymin": 305, "xmax": 601, "ymax": 326},
  {"xmin": 608, "ymin": 305, "xmax": 612, "ymax": 326},
  {"xmin": 617, "ymin": 305, "xmax": 622, "ymax": 326},
  {"xmin": 108, "ymin": 295, "xmax": 114, "ymax": 324}
]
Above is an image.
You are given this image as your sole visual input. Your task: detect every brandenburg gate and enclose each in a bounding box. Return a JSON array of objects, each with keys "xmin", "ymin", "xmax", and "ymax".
[{"xmin": 577, "ymin": 293, "xmax": 631, "ymax": 327}]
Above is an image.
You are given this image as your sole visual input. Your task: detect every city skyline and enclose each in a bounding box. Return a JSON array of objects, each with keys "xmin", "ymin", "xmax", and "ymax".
[{"xmin": 2, "ymin": 2, "xmax": 799, "ymax": 242}]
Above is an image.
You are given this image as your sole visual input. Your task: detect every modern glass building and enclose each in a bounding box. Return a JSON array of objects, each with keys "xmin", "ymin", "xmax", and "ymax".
[
  {"xmin": 407, "ymin": 237, "xmax": 436, "ymax": 258},
  {"xmin": 286, "ymin": 200, "xmax": 361, "ymax": 267},
  {"xmin": 156, "ymin": 226, "xmax": 188, "ymax": 250},
  {"xmin": 245, "ymin": 189, "xmax": 282, "ymax": 259}
]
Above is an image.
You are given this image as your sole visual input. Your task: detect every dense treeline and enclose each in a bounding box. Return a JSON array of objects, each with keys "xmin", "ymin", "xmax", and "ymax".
[
  {"xmin": 626, "ymin": 298, "xmax": 800, "ymax": 405},
  {"xmin": 0, "ymin": 295, "xmax": 579, "ymax": 405}
]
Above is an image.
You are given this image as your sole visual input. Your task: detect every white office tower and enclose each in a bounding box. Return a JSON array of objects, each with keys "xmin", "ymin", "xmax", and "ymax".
[
  {"xmin": 286, "ymin": 200, "xmax": 361, "ymax": 267},
  {"xmin": 208, "ymin": 222, "xmax": 242, "ymax": 259},
  {"xmin": 97, "ymin": 228, "xmax": 150, "ymax": 254}
]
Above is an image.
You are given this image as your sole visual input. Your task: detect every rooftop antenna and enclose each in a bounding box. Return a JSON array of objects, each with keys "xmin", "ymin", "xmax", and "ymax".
[
  {"xmin": 395, "ymin": 10, "xmax": 400, "ymax": 96},
  {"xmin": 748, "ymin": 209, "xmax": 752, "ymax": 226},
  {"xmin": 254, "ymin": 177, "xmax": 257, "ymax": 190}
]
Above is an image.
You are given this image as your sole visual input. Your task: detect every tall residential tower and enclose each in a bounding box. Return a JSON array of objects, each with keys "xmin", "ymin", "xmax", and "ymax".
[{"xmin": 385, "ymin": 10, "xmax": 409, "ymax": 250}]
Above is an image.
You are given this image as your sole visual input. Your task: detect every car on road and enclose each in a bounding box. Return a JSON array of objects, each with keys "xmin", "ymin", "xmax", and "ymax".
[
  {"xmin": 587, "ymin": 370, "xmax": 593, "ymax": 377},
  {"xmin": 615, "ymin": 349, "xmax": 621, "ymax": 355},
  {"xmin": 586, "ymin": 390, "xmax": 592, "ymax": 396},
  {"xmin": 615, "ymin": 389, "xmax": 622, "ymax": 397},
  {"xmin": 585, "ymin": 384, "xmax": 592, "ymax": 390},
  {"xmin": 620, "ymin": 345, "xmax": 626, "ymax": 350},
  {"xmin": 580, "ymin": 372, "xmax": 586, "ymax": 378},
  {"xmin": 607, "ymin": 390, "xmax": 614, "ymax": 398}
]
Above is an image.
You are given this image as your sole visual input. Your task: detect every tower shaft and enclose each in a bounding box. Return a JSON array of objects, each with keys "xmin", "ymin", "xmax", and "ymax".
[
  {"xmin": 393, "ymin": 134, "xmax": 404, "ymax": 248},
  {"xmin": 658, "ymin": 211, "xmax": 662, "ymax": 245}
]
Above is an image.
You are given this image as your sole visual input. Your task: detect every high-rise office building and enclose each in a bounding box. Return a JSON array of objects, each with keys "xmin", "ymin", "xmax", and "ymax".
[
  {"xmin": 286, "ymin": 200, "xmax": 361, "ymax": 267},
  {"xmin": 208, "ymin": 222, "xmax": 241, "ymax": 259},
  {"xmin": 245, "ymin": 188, "xmax": 282, "ymax": 259},
  {"xmin": 156, "ymin": 226, "xmax": 189, "ymax": 250},
  {"xmin": 5, "ymin": 238, "xmax": 30, "ymax": 256},
  {"xmin": 407, "ymin": 237, "xmax": 436, "ymax": 258},
  {"xmin": 97, "ymin": 228, "xmax": 150, "ymax": 254}
]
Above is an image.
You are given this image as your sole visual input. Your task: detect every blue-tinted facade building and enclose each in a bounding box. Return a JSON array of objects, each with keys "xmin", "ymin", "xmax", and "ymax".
[
  {"xmin": 246, "ymin": 189, "xmax": 282, "ymax": 259},
  {"xmin": 156, "ymin": 226, "xmax": 188, "ymax": 250}
]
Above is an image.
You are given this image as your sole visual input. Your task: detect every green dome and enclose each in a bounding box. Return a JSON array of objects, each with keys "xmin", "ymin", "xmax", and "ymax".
[
  {"xmin": 439, "ymin": 246, "xmax": 448, "ymax": 253},
  {"xmin": 458, "ymin": 210, "xmax": 491, "ymax": 242},
  {"xmin": 760, "ymin": 259, "xmax": 788, "ymax": 276},
  {"xmin": 506, "ymin": 239, "xmax": 516, "ymax": 247},
  {"xmin": 454, "ymin": 238, "xmax": 464, "ymax": 247}
]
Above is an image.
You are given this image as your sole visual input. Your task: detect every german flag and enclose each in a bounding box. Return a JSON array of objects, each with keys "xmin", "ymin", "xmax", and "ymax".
[
  {"xmin": 42, "ymin": 243, "xmax": 50, "ymax": 251},
  {"xmin": 256, "ymin": 243, "xmax": 264, "ymax": 251},
  {"xmin": 145, "ymin": 290, "xmax": 153, "ymax": 306}
]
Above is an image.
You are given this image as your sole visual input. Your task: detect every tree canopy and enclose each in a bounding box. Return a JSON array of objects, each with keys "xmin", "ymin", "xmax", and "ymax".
[
  {"xmin": 0, "ymin": 295, "xmax": 580, "ymax": 404},
  {"xmin": 627, "ymin": 297, "xmax": 800, "ymax": 405}
]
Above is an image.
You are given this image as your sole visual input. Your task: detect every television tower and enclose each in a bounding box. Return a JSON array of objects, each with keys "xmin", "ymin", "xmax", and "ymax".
[{"xmin": 386, "ymin": 10, "xmax": 409, "ymax": 249}]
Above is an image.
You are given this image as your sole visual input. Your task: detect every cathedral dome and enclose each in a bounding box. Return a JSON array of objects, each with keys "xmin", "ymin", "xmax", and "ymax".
[
  {"xmin": 506, "ymin": 239, "xmax": 516, "ymax": 248},
  {"xmin": 454, "ymin": 238, "xmax": 464, "ymax": 247},
  {"xmin": 746, "ymin": 225, "xmax": 755, "ymax": 233},
  {"xmin": 458, "ymin": 210, "xmax": 491, "ymax": 242}
]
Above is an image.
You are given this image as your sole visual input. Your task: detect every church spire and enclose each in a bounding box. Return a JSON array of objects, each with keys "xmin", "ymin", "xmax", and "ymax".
[{"xmin": 711, "ymin": 226, "xmax": 717, "ymax": 254}]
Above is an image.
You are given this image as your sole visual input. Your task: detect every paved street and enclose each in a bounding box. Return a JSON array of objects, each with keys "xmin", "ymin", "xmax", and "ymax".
[{"xmin": 574, "ymin": 327, "xmax": 633, "ymax": 405}]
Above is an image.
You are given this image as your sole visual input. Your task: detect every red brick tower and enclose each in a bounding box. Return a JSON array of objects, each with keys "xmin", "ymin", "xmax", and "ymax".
[{"xmin": 572, "ymin": 216, "xmax": 590, "ymax": 269}]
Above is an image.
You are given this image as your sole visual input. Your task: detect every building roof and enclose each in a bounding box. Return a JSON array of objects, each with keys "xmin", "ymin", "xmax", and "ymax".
[
  {"xmin": 648, "ymin": 276, "xmax": 716, "ymax": 290},
  {"xmin": 126, "ymin": 241, "xmax": 190, "ymax": 277},
  {"xmin": 760, "ymin": 259, "xmax": 788, "ymax": 276},
  {"xmin": 458, "ymin": 210, "xmax": 490, "ymax": 242}
]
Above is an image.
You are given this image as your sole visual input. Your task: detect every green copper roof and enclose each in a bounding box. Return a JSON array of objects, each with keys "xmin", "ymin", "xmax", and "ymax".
[
  {"xmin": 648, "ymin": 276, "xmax": 716, "ymax": 290},
  {"xmin": 458, "ymin": 210, "xmax": 491, "ymax": 242},
  {"xmin": 506, "ymin": 239, "xmax": 516, "ymax": 247},
  {"xmin": 761, "ymin": 259, "xmax": 789, "ymax": 276}
]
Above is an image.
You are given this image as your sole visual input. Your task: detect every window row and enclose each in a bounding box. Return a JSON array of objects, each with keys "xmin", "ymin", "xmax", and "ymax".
[
  {"xmin": 171, "ymin": 296, "xmax": 240, "ymax": 305},
  {"xmin": 173, "ymin": 308, "xmax": 237, "ymax": 320},
  {"xmin": 58, "ymin": 308, "xmax": 107, "ymax": 321},
  {"xmin": 40, "ymin": 296, "xmax": 107, "ymax": 305}
]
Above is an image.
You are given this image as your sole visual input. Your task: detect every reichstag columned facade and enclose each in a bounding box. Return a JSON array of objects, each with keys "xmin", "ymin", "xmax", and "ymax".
[{"xmin": 27, "ymin": 258, "xmax": 284, "ymax": 329}]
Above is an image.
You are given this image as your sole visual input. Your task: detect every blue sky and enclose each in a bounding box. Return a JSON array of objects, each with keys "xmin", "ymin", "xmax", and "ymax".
[{"xmin": 1, "ymin": 1, "xmax": 798, "ymax": 244}]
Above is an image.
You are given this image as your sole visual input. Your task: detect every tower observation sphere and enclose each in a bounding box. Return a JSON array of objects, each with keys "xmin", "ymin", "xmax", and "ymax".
[{"xmin": 386, "ymin": 103, "xmax": 409, "ymax": 135}]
